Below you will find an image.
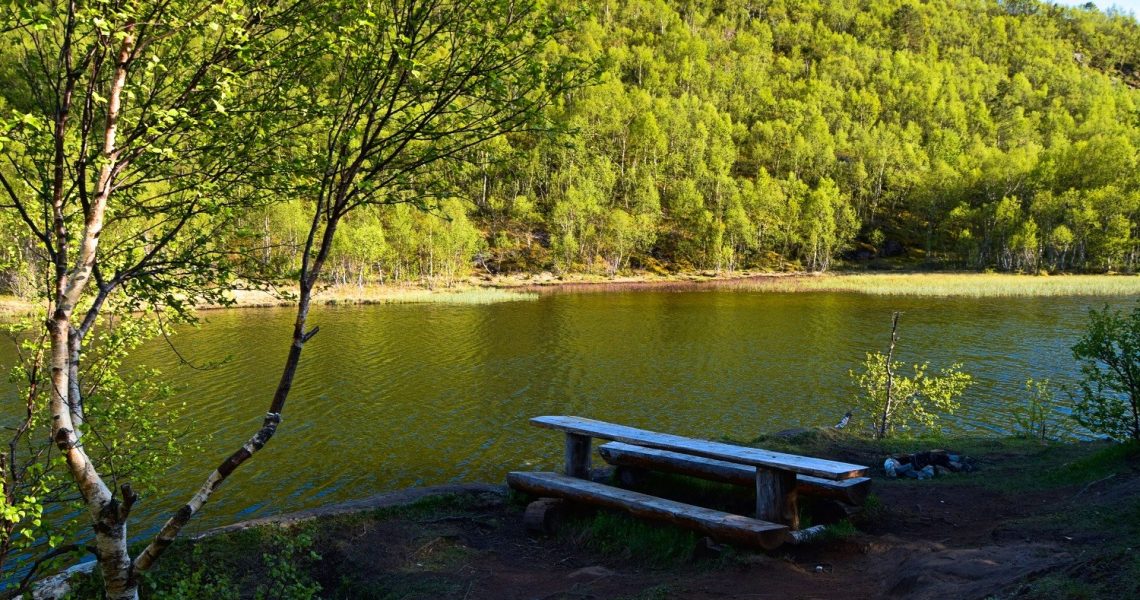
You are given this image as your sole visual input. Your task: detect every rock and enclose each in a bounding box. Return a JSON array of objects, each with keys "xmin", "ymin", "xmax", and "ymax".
[
  {"xmin": 886, "ymin": 458, "xmax": 916, "ymax": 478},
  {"xmin": 693, "ymin": 536, "xmax": 728, "ymax": 560},
  {"xmin": 569, "ymin": 566, "xmax": 614, "ymax": 579}
]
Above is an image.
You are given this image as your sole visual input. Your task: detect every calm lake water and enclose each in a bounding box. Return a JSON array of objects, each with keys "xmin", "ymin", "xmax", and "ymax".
[{"xmin": 0, "ymin": 289, "xmax": 1130, "ymax": 539}]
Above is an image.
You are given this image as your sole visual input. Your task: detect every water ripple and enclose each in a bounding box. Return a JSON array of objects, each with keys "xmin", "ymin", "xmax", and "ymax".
[{"xmin": 0, "ymin": 291, "xmax": 1125, "ymax": 539}]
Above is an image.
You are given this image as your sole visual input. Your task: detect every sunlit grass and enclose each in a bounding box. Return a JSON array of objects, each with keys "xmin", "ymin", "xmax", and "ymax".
[
  {"xmin": 225, "ymin": 284, "xmax": 538, "ymax": 307},
  {"xmin": 731, "ymin": 273, "xmax": 1140, "ymax": 297},
  {"xmin": 315, "ymin": 285, "xmax": 537, "ymax": 305},
  {"xmin": 0, "ymin": 295, "xmax": 34, "ymax": 318}
]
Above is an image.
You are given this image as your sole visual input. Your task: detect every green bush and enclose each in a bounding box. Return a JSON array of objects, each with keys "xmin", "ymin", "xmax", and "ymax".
[
  {"xmin": 1010, "ymin": 378, "xmax": 1069, "ymax": 441},
  {"xmin": 1072, "ymin": 304, "xmax": 1140, "ymax": 441}
]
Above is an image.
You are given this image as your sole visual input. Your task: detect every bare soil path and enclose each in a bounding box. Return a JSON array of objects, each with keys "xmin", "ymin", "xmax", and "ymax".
[{"xmin": 189, "ymin": 435, "xmax": 1136, "ymax": 600}]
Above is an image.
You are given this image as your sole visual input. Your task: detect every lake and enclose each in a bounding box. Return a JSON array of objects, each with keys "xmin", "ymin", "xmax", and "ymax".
[{"xmin": 0, "ymin": 289, "xmax": 1127, "ymax": 539}]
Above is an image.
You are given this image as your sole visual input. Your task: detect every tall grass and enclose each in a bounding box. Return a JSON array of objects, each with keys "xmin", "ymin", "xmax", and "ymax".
[
  {"xmin": 0, "ymin": 295, "xmax": 35, "ymax": 318},
  {"xmin": 225, "ymin": 284, "xmax": 537, "ymax": 308},
  {"xmin": 318, "ymin": 286, "xmax": 538, "ymax": 305},
  {"xmin": 570, "ymin": 511, "xmax": 698, "ymax": 566},
  {"xmin": 727, "ymin": 273, "xmax": 1140, "ymax": 297}
]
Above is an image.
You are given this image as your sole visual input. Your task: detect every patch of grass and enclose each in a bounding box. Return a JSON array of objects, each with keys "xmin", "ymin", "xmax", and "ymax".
[
  {"xmin": 819, "ymin": 519, "xmax": 859, "ymax": 542},
  {"xmin": 859, "ymin": 493, "xmax": 886, "ymax": 525},
  {"xmin": 614, "ymin": 469, "xmax": 752, "ymax": 513},
  {"xmin": 1039, "ymin": 440, "xmax": 1140, "ymax": 488},
  {"xmin": 565, "ymin": 511, "xmax": 698, "ymax": 567},
  {"xmin": 1006, "ymin": 548, "xmax": 1140, "ymax": 599},
  {"xmin": 727, "ymin": 273, "xmax": 1140, "ymax": 297}
]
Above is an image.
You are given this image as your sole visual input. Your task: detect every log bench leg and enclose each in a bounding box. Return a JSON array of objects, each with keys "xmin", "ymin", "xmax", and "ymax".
[
  {"xmin": 565, "ymin": 433, "xmax": 592, "ymax": 479},
  {"xmin": 756, "ymin": 469, "xmax": 799, "ymax": 530},
  {"xmin": 524, "ymin": 498, "xmax": 566, "ymax": 535}
]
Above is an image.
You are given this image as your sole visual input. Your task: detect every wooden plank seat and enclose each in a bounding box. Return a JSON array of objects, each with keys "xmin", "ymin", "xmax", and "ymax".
[
  {"xmin": 529, "ymin": 416, "xmax": 870, "ymax": 530},
  {"xmin": 532, "ymin": 416, "xmax": 868, "ymax": 480},
  {"xmin": 507, "ymin": 471, "xmax": 788, "ymax": 549},
  {"xmin": 598, "ymin": 442, "xmax": 872, "ymax": 505}
]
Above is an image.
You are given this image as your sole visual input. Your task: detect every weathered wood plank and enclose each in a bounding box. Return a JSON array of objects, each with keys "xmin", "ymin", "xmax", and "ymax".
[
  {"xmin": 565, "ymin": 432, "xmax": 591, "ymax": 478},
  {"xmin": 756, "ymin": 468, "xmax": 798, "ymax": 528},
  {"xmin": 507, "ymin": 471, "xmax": 787, "ymax": 549},
  {"xmin": 532, "ymin": 416, "xmax": 867, "ymax": 480},
  {"xmin": 524, "ymin": 498, "xmax": 565, "ymax": 535},
  {"xmin": 598, "ymin": 442, "xmax": 871, "ymax": 504}
]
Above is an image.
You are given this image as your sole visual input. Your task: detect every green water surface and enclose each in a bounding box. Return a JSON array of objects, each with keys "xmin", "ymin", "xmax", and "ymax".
[{"xmin": 0, "ymin": 289, "xmax": 1126, "ymax": 538}]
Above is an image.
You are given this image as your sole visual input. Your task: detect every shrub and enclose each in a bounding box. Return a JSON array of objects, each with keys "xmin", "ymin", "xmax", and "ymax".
[
  {"xmin": 1010, "ymin": 378, "xmax": 1069, "ymax": 441},
  {"xmin": 1071, "ymin": 304, "xmax": 1140, "ymax": 441},
  {"xmin": 850, "ymin": 313, "xmax": 973, "ymax": 438}
]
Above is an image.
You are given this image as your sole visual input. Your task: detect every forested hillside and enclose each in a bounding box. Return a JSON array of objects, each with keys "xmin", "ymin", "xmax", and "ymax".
[{"xmin": 4, "ymin": 0, "xmax": 1140, "ymax": 291}]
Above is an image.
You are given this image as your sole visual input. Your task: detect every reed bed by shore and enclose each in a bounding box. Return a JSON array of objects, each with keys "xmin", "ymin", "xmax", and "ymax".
[
  {"xmin": 2, "ymin": 273, "xmax": 1136, "ymax": 319},
  {"xmin": 728, "ymin": 272, "xmax": 1140, "ymax": 297},
  {"xmin": 0, "ymin": 295, "xmax": 34, "ymax": 319},
  {"xmin": 229, "ymin": 284, "xmax": 538, "ymax": 308}
]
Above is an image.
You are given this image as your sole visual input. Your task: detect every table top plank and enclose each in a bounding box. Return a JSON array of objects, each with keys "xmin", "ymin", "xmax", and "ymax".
[{"xmin": 532, "ymin": 415, "xmax": 868, "ymax": 480}]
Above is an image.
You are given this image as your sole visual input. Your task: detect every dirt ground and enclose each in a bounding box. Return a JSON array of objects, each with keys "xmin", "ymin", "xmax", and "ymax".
[{"xmin": 213, "ymin": 436, "xmax": 1130, "ymax": 600}]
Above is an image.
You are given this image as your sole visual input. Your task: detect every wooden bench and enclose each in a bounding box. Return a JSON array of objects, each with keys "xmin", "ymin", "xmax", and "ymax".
[
  {"xmin": 509, "ymin": 416, "xmax": 869, "ymax": 547},
  {"xmin": 506, "ymin": 471, "xmax": 788, "ymax": 549},
  {"xmin": 597, "ymin": 442, "xmax": 872, "ymax": 505}
]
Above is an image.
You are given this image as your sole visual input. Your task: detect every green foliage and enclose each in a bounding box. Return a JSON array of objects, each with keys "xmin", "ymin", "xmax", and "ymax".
[
  {"xmin": 850, "ymin": 352, "xmax": 974, "ymax": 438},
  {"xmin": 252, "ymin": 531, "xmax": 322, "ymax": 600},
  {"xmin": 1071, "ymin": 303, "xmax": 1140, "ymax": 441},
  {"xmin": 80, "ymin": 314, "xmax": 194, "ymax": 493},
  {"xmin": 1009, "ymin": 378, "xmax": 1069, "ymax": 441},
  {"xmin": 130, "ymin": 528, "xmax": 321, "ymax": 600},
  {"xmin": 6, "ymin": 0, "xmax": 1134, "ymax": 287},
  {"xmin": 2, "ymin": 312, "xmax": 73, "ymax": 585},
  {"xmin": 144, "ymin": 545, "xmax": 241, "ymax": 600},
  {"xmin": 1, "ymin": 310, "xmax": 190, "ymax": 586}
]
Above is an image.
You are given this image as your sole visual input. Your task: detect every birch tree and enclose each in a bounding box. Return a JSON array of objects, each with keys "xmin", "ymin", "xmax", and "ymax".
[
  {"xmin": 2, "ymin": 0, "xmax": 581, "ymax": 597},
  {"xmin": 134, "ymin": 0, "xmax": 583, "ymax": 587},
  {"xmin": 1, "ymin": 1, "xmax": 306, "ymax": 596}
]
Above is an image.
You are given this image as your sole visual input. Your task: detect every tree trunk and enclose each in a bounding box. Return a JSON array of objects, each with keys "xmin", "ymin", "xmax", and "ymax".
[
  {"xmin": 48, "ymin": 24, "xmax": 140, "ymax": 600},
  {"xmin": 878, "ymin": 312, "xmax": 900, "ymax": 439}
]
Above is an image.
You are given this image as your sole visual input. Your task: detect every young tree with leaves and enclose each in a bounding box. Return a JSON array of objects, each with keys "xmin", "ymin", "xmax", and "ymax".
[
  {"xmin": 0, "ymin": 1, "xmax": 308, "ymax": 594},
  {"xmin": 3, "ymin": 0, "xmax": 581, "ymax": 596},
  {"xmin": 1072, "ymin": 303, "xmax": 1140, "ymax": 441},
  {"xmin": 851, "ymin": 313, "xmax": 974, "ymax": 439},
  {"xmin": 131, "ymin": 0, "xmax": 585, "ymax": 597}
]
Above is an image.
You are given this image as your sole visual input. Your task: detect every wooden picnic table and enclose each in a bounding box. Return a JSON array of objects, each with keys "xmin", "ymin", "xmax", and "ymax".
[{"xmin": 528, "ymin": 415, "xmax": 869, "ymax": 529}]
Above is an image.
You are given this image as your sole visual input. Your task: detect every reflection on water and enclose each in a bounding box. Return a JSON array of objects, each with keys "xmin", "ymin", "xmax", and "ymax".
[{"xmin": 0, "ymin": 290, "xmax": 1125, "ymax": 539}]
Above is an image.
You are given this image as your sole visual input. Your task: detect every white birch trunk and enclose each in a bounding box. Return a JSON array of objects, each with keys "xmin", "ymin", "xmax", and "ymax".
[{"xmin": 47, "ymin": 25, "xmax": 140, "ymax": 600}]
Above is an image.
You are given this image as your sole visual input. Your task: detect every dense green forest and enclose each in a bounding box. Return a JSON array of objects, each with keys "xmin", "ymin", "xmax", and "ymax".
[{"xmin": 4, "ymin": 0, "xmax": 1140, "ymax": 292}]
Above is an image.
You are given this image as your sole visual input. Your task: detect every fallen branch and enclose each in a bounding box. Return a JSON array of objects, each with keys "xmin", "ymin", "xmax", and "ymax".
[{"xmin": 1071, "ymin": 473, "xmax": 1116, "ymax": 500}]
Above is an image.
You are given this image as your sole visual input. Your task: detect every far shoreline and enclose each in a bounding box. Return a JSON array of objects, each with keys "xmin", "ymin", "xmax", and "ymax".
[{"xmin": 2, "ymin": 270, "xmax": 1138, "ymax": 318}]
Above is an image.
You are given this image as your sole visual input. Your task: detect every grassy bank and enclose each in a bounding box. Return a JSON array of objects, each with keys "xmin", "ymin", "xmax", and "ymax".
[
  {"xmin": 722, "ymin": 272, "xmax": 1140, "ymax": 297},
  {"xmin": 46, "ymin": 432, "xmax": 1140, "ymax": 600},
  {"xmin": 0, "ymin": 295, "xmax": 33, "ymax": 319},
  {"xmin": 2, "ymin": 272, "xmax": 1137, "ymax": 320},
  {"xmin": 227, "ymin": 284, "xmax": 538, "ymax": 308},
  {"xmin": 0, "ymin": 286, "xmax": 539, "ymax": 319}
]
